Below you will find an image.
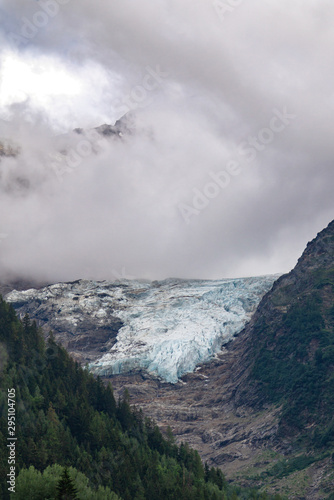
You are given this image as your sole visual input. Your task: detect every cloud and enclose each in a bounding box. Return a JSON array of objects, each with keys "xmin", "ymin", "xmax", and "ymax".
[{"xmin": 0, "ymin": 0, "xmax": 333, "ymax": 282}]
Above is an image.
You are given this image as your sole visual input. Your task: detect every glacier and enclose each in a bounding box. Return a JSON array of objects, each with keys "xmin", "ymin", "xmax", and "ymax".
[{"xmin": 5, "ymin": 275, "xmax": 278, "ymax": 383}]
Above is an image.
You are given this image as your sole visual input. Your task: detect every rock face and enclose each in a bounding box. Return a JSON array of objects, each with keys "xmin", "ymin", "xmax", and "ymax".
[
  {"xmin": 4, "ymin": 281, "xmax": 123, "ymax": 364},
  {"xmin": 5, "ymin": 275, "xmax": 276, "ymax": 379},
  {"xmin": 0, "ymin": 140, "xmax": 20, "ymax": 159},
  {"xmin": 238, "ymin": 219, "xmax": 334, "ymax": 411},
  {"xmin": 0, "ymin": 279, "xmax": 44, "ymax": 298}
]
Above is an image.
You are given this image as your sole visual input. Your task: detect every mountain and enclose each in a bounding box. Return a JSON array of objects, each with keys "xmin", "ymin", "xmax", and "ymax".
[
  {"xmin": 245, "ymin": 219, "xmax": 334, "ymax": 441},
  {"xmin": 0, "ymin": 297, "xmax": 279, "ymax": 499},
  {"xmin": 1, "ymin": 220, "xmax": 334, "ymax": 498},
  {"xmin": 98, "ymin": 221, "xmax": 334, "ymax": 499},
  {"xmin": 0, "ymin": 116, "xmax": 131, "ymax": 195}
]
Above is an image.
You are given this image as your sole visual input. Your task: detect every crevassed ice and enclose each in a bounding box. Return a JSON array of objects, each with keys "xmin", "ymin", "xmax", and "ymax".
[
  {"xmin": 5, "ymin": 275, "xmax": 278, "ymax": 383},
  {"xmin": 89, "ymin": 276, "xmax": 277, "ymax": 382}
]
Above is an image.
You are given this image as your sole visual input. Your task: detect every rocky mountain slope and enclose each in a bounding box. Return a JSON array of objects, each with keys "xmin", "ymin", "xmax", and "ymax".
[
  {"xmin": 243, "ymin": 219, "xmax": 334, "ymax": 432},
  {"xmin": 2, "ymin": 220, "xmax": 334, "ymax": 498}
]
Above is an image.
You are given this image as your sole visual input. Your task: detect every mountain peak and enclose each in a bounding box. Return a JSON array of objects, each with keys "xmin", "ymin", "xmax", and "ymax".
[
  {"xmin": 295, "ymin": 219, "xmax": 334, "ymax": 271},
  {"xmin": 242, "ymin": 218, "xmax": 334, "ymax": 447}
]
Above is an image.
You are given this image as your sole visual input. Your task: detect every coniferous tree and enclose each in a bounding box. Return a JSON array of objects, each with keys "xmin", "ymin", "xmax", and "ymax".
[{"xmin": 56, "ymin": 467, "xmax": 79, "ymax": 500}]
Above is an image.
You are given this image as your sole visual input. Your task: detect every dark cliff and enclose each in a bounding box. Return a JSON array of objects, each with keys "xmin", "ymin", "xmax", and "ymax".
[{"xmin": 237, "ymin": 220, "xmax": 334, "ymax": 444}]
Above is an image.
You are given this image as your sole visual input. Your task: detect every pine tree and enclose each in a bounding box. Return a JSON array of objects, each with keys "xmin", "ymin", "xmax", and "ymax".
[{"xmin": 56, "ymin": 467, "xmax": 79, "ymax": 499}]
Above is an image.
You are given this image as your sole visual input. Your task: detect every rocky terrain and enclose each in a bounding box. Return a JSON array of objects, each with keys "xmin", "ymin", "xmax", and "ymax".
[{"xmin": 108, "ymin": 336, "xmax": 333, "ymax": 499}]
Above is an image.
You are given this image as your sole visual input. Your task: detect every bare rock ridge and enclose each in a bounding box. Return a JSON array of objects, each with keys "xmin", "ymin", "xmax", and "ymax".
[
  {"xmin": 0, "ymin": 114, "xmax": 132, "ymax": 168},
  {"xmin": 0, "ymin": 116, "xmax": 131, "ymax": 199},
  {"xmin": 0, "ymin": 141, "xmax": 20, "ymax": 158}
]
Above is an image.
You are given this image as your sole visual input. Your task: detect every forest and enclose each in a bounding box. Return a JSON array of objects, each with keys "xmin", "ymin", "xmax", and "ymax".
[
  {"xmin": 251, "ymin": 266, "xmax": 334, "ymax": 448},
  {"xmin": 0, "ymin": 296, "xmax": 281, "ymax": 499}
]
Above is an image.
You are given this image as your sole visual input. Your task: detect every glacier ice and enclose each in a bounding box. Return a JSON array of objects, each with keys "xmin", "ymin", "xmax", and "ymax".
[{"xmin": 5, "ymin": 275, "xmax": 278, "ymax": 383}]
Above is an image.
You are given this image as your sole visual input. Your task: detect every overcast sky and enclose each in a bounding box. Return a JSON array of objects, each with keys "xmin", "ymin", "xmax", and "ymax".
[{"xmin": 0, "ymin": 0, "xmax": 333, "ymax": 283}]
